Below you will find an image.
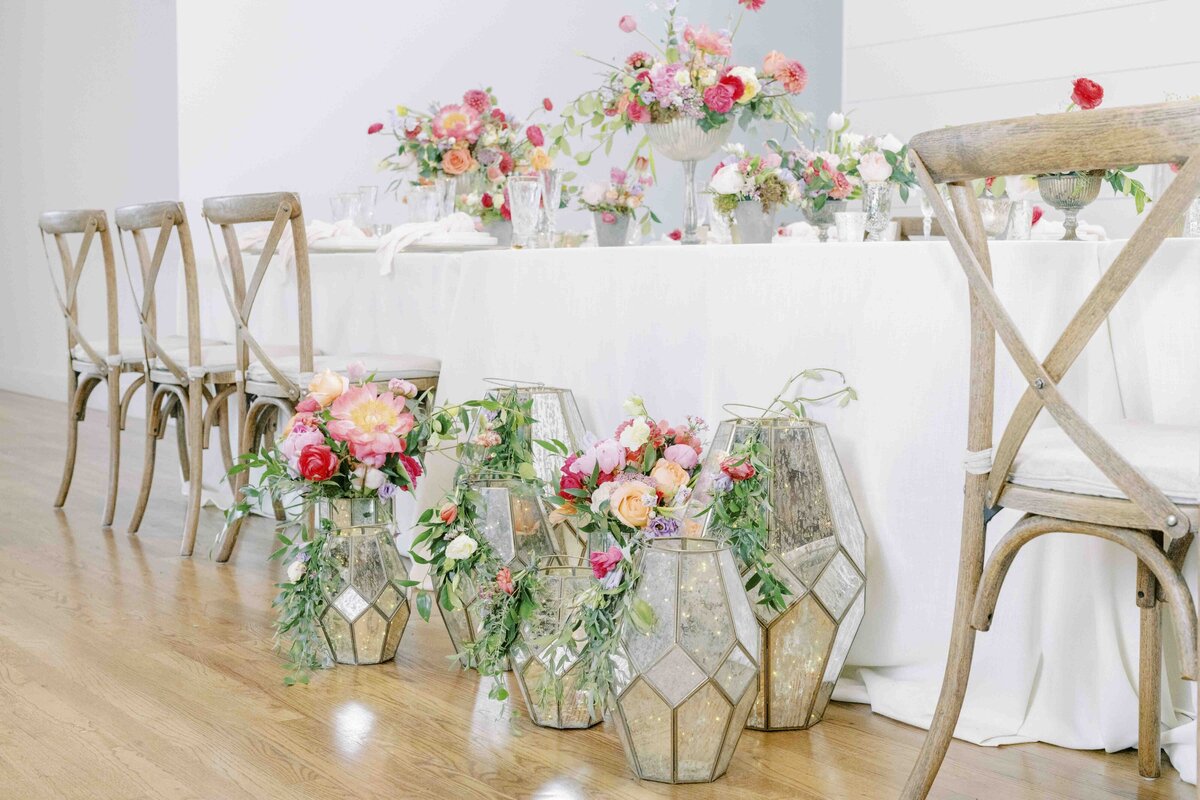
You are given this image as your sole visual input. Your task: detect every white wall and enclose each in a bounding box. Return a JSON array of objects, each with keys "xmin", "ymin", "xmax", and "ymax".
[
  {"xmin": 0, "ymin": 0, "xmax": 179, "ymax": 399},
  {"xmin": 843, "ymin": 0, "xmax": 1200, "ymax": 235},
  {"xmin": 176, "ymin": 0, "xmax": 842, "ymax": 235}
]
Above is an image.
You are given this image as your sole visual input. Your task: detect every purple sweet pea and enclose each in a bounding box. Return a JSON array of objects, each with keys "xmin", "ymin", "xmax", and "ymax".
[
  {"xmin": 378, "ymin": 481, "xmax": 398, "ymax": 499},
  {"xmin": 648, "ymin": 515, "xmax": 680, "ymax": 537}
]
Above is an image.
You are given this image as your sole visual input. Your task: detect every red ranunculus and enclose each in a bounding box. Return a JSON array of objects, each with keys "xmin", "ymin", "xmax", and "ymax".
[
  {"xmin": 490, "ymin": 108, "xmax": 507, "ymax": 123},
  {"xmin": 590, "ymin": 546, "xmax": 623, "ymax": 579},
  {"xmin": 367, "ymin": 122, "xmax": 384, "ymax": 135},
  {"xmin": 718, "ymin": 74, "xmax": 745, "ymax": 102},
  {"xmin": 542, "ymin": 97, "xmax": 553, "ymax": 112},
  {"xmin": 1031, "ymin": 205, "xmax": 1044, "ymax": 227},
  {"xmin": 526, "ymin": 125, "xmax": 545, "ymax": 147},
  {"xmin": 559, "ymin": 455, "xmax": 586, "ymax": 499},
  {"xmin": 1071, "ymin": 77, "xmax": 1104, "ymax": 110},
  {"xmin": 668, "ymin": 229, "xmax": 682, "ymax": 241},
  {"xmin": 398, "ymin": 453, "xmax": 422, "ymax": 488},
  {"xmin": 720, "ymin": 455, "xmax": 756, "ymax": 482},
  {"xmin": 500, "ymin": 203, "xmax": 512, "ymax": 221},
  {"xmin": 480, "ymin": 192, "xmax": 494, "ymax": 209},
  {"xmin": 498, "ymin": 151, "xmax": 514, "ymax": 174},
  {"xmin": 297, "ymin": 444, "xmax": 338, "ymax": 482},
  {"xmin": 703, "ymin": 84, "xmax": 735, "ymax": 114}
]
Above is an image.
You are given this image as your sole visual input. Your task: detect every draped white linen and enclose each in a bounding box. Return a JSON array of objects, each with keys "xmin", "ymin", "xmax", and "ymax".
[{"xmin": 189, "ymin": 240, "xmax": 1198, "ymax": 781}]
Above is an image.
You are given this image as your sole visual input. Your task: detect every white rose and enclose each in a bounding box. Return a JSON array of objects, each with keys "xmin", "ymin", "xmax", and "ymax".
[
  {"xmin": 590, "ymin": 481, "xmax": 615, "ymax": 514},
  {"xmin": 729, "ymin": 66, "xmax": 760, "ymax": 103},
  {"xmin": 581, "ymin": 182, "xmax": 607, "ymax": 206},
  {"xmin": 445, "ymin": 535, "xmax": 478, "ymax": 561},
  {"xmin": 352, "ymin": 465, "xmax": 387, "ymax": 490},
  {"xmin": 709, "ymin": 163, "xmax": 746, "ymax": 196},
  {"xmin": 697, "ymin": 68, "xmax": 718, "ymax": 87},
  {"xmin": 619, "ymin": 417, "xmax": 652, "ymax": 450},
  {"xmin": 879, "ymin": 133, "xmax": 904, "ymax": 153},
  {"xmin": 674, "ymin": 69, "xmax": 692, "ymax": 88},
  {"xmin": 858, "ymin": 151, "xmax": 894, "ymax": 183},
  {"xmin": 286, "ymin": 560, "xmax": 306, "ymax": 582},
  {"xmin": 827, "ymin": 111, "xmax": 845, "ymax": 132}
]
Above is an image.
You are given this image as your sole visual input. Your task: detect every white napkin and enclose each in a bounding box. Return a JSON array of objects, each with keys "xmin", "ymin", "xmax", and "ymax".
[
  {"xmin": 237, "ymin": 218, "xmax": 367, "ymax": 275},
  {"xmin": 1032, "ymin": 218, "xmax": 1107, "ymax": 241},
  {"xmin": 774, "ymin": 221, "xmax": 822, "ymax": 242},
  {"xmin": 376, "ymin": 212, "xmax": 479, "ymax": 275}
]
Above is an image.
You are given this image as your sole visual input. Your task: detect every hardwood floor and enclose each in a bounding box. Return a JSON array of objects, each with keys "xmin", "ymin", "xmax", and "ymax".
[{"xmin": 0, "ymin": 387, "xmax": 1191, "ymax": 799}]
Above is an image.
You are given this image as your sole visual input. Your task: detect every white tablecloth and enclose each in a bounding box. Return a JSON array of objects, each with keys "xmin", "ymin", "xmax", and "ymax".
[{"xmin": 191, "ymin": 239, "xmax": 1198, "ymax": 780}]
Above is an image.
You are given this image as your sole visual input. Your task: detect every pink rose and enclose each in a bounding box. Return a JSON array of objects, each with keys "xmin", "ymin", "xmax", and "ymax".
[
  {"xmin": 718, "ymin": 74, "xmax": 745, "ymax": 102},
  {"xmin": 626, "ymin": 100, "xmax": 650, "ymax": 123},
  {"xmin": 618, "ymin": 15, "xmax": 637, "ymax": 33},
  {"xmin": 590, "ymin": 546, "xmax": 623, "ymax": 579},
  {"xmin": 830, "ymin": 171, "xmax": 852, "ymax": 200},
  {"xmin": 720, "ymin": 455, "xmax": 756, "ymax": 482},
  {"xmin": 387, "ymin": 377, "xmax": 418, "ymax": 398},
  {"xmin": 526, "ymin": 125, "xmax": 545, "ymax": 147},
  {"xmin": 703, "ymin": 84, "xmax": 735, "ymax": 114},
  {"xmin": 601, "ymin": 211, "xmax": 617, "ymax": 224},
  {"xmin": 295, "ymin": 395, "xmax": 320, "ymax": 413},
  {"xmin": 663, "ymin": 443, "xmax": 698, "ymax": 470},
  {"xmin": 496, "ymin": 567, "xmax": 515, "ymax": 595}
]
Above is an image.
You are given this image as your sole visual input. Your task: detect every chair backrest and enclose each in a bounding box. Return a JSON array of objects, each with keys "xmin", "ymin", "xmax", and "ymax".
[
  {"xmin": 114, "ymin": 201, "xmax": 202, "ymax": 383},
  {"xmin": 907, "ymin": 100, "xmax": 1200, "ymax": 543},
  {"xmin": 38, "ymin": 209, "xmax": 119, "ymax": 373},
  {"xmin": 200, "ymin": 191, "xmax": 313, "ymax": 399}
]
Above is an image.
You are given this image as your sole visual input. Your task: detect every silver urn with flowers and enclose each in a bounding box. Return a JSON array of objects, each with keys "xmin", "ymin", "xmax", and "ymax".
[{"xmin": 645, "ymin": 117, "xmax": 733, "ymax": 245}]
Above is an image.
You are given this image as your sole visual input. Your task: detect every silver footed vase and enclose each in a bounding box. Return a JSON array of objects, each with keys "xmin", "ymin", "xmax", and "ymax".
[
  {"xmin": 1037, "ymin": 170, "xmax": 1103, "ymax": 241},
  {"xmin": 645, "ymin": 118, "xmax": 733, "ymax": 245}
]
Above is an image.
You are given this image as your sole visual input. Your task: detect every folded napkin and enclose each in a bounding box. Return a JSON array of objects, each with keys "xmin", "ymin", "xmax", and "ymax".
[
  {"xmin": 376, "ymin": 212, "xmax": 479, "ymax": 275},
  {"xmin": 1031, "ymin": 218, "xmax": 1107, "ymax": 241},
  {"xmin": 774, "ymin": 221, "xmax": 822, "ymax": 242},
  {"xmin": 237, "ymin": 218, "xmax": 368, "ymax": 276}
]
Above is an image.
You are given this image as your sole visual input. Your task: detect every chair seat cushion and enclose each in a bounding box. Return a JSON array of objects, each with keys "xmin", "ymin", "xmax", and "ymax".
[
  {"xmin": 150, "ymin": 343, "xmax": 313, "ymax": 374},
  {"xmin": 246, "ymin": 353, "xmax": 441, "ymax": 384},
  {"xmin": 72, "ymin": 334, "xmax": 224, "ymax": 362},
  {"xmin": 1009, "ymin": 421, "xmax": 1199, "ymax": 504}
]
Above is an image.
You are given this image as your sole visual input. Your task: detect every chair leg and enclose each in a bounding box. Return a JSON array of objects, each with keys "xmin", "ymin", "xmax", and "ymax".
[
  {"xmin": 261, "ymin": 411, "xmax": 287, "ymax": 522},
  {"xmin": 181, "ymin": 381, "xmax": 205, "ymax": 557},
  {"xmin": 102, "ymin": 373, "xmax": 122, "ymax": 527},
  {"xmin": 212, "ymin": 390, "xmax": 255, "ymax": 563},
  {"xmin": 171, "ymin": 397, "xmax": 190, "ymax": 483},
  {"xmin": 216, "ymin": 398, "xmax": 234, "ymax": 473},
  {"xmin": 1138, "ymin": 559, "xmax": 1162, "ymax": 779},
  {"xmin": 128, "ymin": 385, "xmax": 161, "ymax": 534},
  {"xmin": 54, "ymin": 369, "xmax": 80, "ymax": 508},
  {"xmin": 901, "ymin": 482, "xmax": 990, "ymax": 800}
]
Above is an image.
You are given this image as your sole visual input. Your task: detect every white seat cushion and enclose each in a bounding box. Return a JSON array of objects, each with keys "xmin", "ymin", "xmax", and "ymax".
[
  {"xmin": 150, "ymin": 343, "xmax": 312, "ymax": 374},
  {"xmin": 72, "ymin": 334, "xmax": 223, "ymax": 362},
  {"xmin": 1009, "ymin": 421, "xmax": 1199, "ymax": 504},
  {"xmin": 246, "ymin": 353, "xmax": 440, "ymax": 384}
]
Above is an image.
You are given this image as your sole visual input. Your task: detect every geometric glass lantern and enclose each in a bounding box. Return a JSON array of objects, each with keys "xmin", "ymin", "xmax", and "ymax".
[
  {"xmin": 685, "ymin": 417, "xmax": 867, "ymax": 731},
  {"xmin": 608, "ymin": 537, "xmax": 761, "ymax": 783},
  {"xmin": 511, "ymin": 558, "xmax": 603, "ymax": 729},
  {"xmin": 436, "ymin": 478, "xmax": 563, "ymax": 661},
  {"xmin": 316, "ymin": 498, "xmax": 412, "ymax": 665}
]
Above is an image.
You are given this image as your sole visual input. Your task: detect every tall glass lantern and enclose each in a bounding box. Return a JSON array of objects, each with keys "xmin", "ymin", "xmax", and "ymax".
[
  {"xmin": 608, "ymin": 538, "xmax": 760, "ymax": 783},
  {"xmin": 685, "ymin": 416, "xmax": 867, "ymax": 731}
]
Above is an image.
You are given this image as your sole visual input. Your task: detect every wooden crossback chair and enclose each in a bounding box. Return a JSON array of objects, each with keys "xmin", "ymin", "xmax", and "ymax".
[
  {"xmin": 201, "ymin": 192, "xmax": 440, "ymax": 562},
  {"xmin": 901, "ymin": 100, "xmax": 1200, "ymax": 798},
  {"xmin": 115, "ymin": 201, "xmax": 236, "ymax": 555},
  {"xmin": 40, "ymin": 209, "xmax": 145, "ymax": 527}
]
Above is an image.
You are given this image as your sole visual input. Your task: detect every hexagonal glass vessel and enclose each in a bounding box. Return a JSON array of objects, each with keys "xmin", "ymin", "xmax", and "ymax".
[
  {"xmin": 316, "ymin": 498, "xmax": 411, "ymax": 665},
  {"xmin": 511, "ymin": 558, "xmax": 603, "ymax": 729},
  {"xmin": 437, "ymin": 478, "xmax": 563, "ymax": 662},
  {"xmin": 608, "ymin": 537, "xmax": 760, "ymax": 783},
  {"xmin": 466, "ymin": 383, "xmax": 589, "ymax": 486},
  {"xmin": 685, "ymin": 417, "xmax": 867, "ymax": 731}
]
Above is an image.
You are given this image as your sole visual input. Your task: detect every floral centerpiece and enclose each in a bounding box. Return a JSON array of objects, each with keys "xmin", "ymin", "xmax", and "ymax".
[
  {"xmin": 579, "ymin": 159, "xmax": 659, "ymax": 245},
  {"xmin": 708, "ymin": 143, "xmax": 792, "ymax": 242},
  {"xmin": 230, "ymin": 363, "xmax": 452, "ymax": 683}
]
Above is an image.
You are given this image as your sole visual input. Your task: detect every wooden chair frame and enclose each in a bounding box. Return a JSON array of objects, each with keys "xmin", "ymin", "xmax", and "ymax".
[
  {"xmin": 115, "ymin": 201, "xmax": 236, "ymax": 555},
  {"xmin": 901, "ymin": 100, "xmax": 1200, "ymax": 798},
  {"xmin": 40, "ymin": 209, "xmax": 143, "ymax": 527}
]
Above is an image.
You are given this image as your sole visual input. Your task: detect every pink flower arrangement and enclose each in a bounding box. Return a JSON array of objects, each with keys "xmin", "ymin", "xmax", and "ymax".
[{"xmin": 578, "ymin": 160, "xmax": 658, "ymax": 232}]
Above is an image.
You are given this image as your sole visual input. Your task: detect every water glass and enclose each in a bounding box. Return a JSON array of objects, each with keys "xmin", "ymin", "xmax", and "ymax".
[
  {"xmin": 536, "ymin": 169, "xmax": 565, "ymax": 248},
  {"xmin": 434, "ymin": 176, "xmax": 457, "ymax": 220},
  {"xmin": 917, "ymin": 187, "xmax": 934, "ymax": 240},
  {"xmin": 356, "ymin": 186, "xmax": 378, "ymax": 231},
  {"xmin": 409, "ymin": 185, "xmax": 440, "ymax": 223},
  {"xmin": 1007, "ymin": 199, "xmax": 1033, "ymax": 240},
  {"xmin": 330, "ymin": 192, "xmax": 360, "ymax": 223},
  {"xmin": 506, "ymin": 176, "xmax": 542, "ymax": 249},
  {"xmin": 834, "ymin": 211, "xmax": 866, "ymax": 243}
]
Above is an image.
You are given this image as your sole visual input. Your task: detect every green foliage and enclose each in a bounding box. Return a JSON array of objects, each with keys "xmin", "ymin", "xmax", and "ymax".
[
  {"xmin": 269, "ymin": 522, "xmax": 335, "ymax": 685},
  {"xmin": 461, "ymin": 567, "xmax": 542, "ymax": 701}
]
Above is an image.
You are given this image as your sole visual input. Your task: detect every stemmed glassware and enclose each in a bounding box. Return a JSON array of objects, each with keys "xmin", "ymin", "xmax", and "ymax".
[{"xmin": 536, "ymin": 169, "xmax": 564, "ymax": 248}]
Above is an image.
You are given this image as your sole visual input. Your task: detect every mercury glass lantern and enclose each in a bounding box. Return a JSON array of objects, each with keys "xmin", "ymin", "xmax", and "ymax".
[
  {"xmin": 436, "ymin": 478, "xmax": 563, "ymax": 661},
  {"xmin": 608, "ymin": 537, "xmax": 760, "ymax": 784},
  {"xmin": 685, "ymin": 417, "xmax": 867, "ymax": 731},
  {"xmin": 511, "ymin": 558, "xmax": 603, "ymax": 729},
  {"xmin": 316, "ymin": 498, "xmax": 412, "ymax": 665}
]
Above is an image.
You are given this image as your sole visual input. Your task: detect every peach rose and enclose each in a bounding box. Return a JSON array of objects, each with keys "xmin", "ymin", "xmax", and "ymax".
[
  {"xmin": 307, "ymin": 369, "xmax": 348, "ymax": 407},
  {"xmin": 762, "ymin": 50, "xmax": 787, "ymax": 77},
  {"xmin": 650, "ymin": 459, "xmax": 689, "ymax": 501},
  {"xmin": 610, "ymin": 482, "xmax": 655, "ymax": 529},
  {"xmin": 442, "ymin": 148, "xmax": 476, "ymax": 176},
  {"xmin": 529, "ymin": 147, "xmax": 553, "ymax": 171}
]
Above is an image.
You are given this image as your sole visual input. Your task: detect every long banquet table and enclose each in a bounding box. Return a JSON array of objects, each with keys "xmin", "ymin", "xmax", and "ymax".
[{"xmin": 192, "ymin": 238, "xmax": 1199, "ymax": 781}]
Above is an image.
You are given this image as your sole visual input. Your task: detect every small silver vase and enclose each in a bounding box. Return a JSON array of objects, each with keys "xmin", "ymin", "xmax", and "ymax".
[
  {"xmin": 732, "ymin": 202, "xmax": 778, "ymax": 244},
  {"xmin": 801, "ymin": 199, "xmax": 847, "ymax": 242},
  {"xmin": 1037, "ymin": 170, "xmax": 1103, "ymax": 241},
  {"xmin": 645, "ymin": 118, "xmax": 733, "ymax": 245},
  {"xmin": 594, "ymin": 211, "xmax": 632, "ymax": 247},
  {"xmin": 862, "ymin": 182, "xmax": 893, "ymax": 242}
]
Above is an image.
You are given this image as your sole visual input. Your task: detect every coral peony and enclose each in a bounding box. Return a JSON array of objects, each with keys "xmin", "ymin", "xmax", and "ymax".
[
  {"xmin": 326, "ymin": 384, "xmax": 414, "ymax": 463},
  {"xmin": 463, "ymin": 89, "xmax": 490, "ymax": 114},
  {"xmin": 526, "ymin": 124, "xmax": 545, "ymax": 147},
  {"xmin": 618, "ymin": 14, "xmax": 637, "ymax": 33},
  {"xmin": 294, "ymin": 396, "xmax": 320, "ymax": 414},
  {"xmin": 590, "ymin": 546, "xmax": 623, "ymax": 579},
  {"xmin": 703, "ymin": 83, "xmax": 736, "ymax": 114},
  {"xmin": 1070, "ymin": 77, "xmax": 1104, "ymax": 110},
  {"xmin": 297, "ymin": 444, "xmax": 338, "ymax": 482},
  {"xmin": 431, "ymin": 103, "xmax": 483, "ymax": 142},
  {"xmin": 367, "ymin": 122, "xmax": 383, "ymax": 135}
]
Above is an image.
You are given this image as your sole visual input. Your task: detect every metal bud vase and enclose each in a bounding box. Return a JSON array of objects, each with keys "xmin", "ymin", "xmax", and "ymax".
[
  {"xmin": 608, "ymin": 537, "xmax": 760, "ymax": 783},
  {"xmin": 316, "ymin": 497, "xmax": 411, "ymax": 665},
  {"xmin": 732, "ymin": 202, "xmax": 778, "ymax": 244},
  {"xmin": 645, "ymin": 118, "xmax": 732, "ymax": 245},
  {"xmin": 512, "ymin": 558, "xmax": 603, "ymax": 729},
  {"xmin": 1037, "ymin": 170, "xmax": 1103, "ymax": 240},
  {"xmin": 593, "ymin": 211, "xmax": 632, "ymax": 247},
  {"xmin": 436, "ymin": 479, "xmax": 563, "ymax": 663},
  {"xmin": 801, "ymin": 199, "xmax": 847, "ymax": 242},
  {"xmin": 685, "ymin": 418, "xmax": 867, "ymax": 731}
]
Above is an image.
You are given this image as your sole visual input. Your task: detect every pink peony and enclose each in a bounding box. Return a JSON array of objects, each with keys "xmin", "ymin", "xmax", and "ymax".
[
  {"xmin": 463, "ymin": 89, "xmax": 490, "ymax": 114},
  {"xmin": 346, "ymin": 360, "xmax": 367, "ymax": 381},
  {"xmin": 326, "ymin": 384, "xmax": 415, "ymax": 463},
  {"xmin": 526, "ymin": 125, "xmax": 545, "ymax": 147},
  {"xmin": 279, "ymin": 424, "xmax": 326, "ymax": 472},
  {"xmin": 776, "ymin": 60, "xmax": 808, "ymax": 94},
  {"xmin": 572, "ymin": 439, "xmax": 625, "ymax": 476},
  {"xmin": 684, "ymin": 24, "xmax": 732, "ymax": 57},
  {"xmin": 387, "ymin": 377, "xmax": 418, "ymax": 398},
  {"xmin": 431, "ymin": 104, "xmax": 483, "ymax": 142},
  {"xmin": 663, "ymin": 443, "xmax": 699, "ymax": 470},
  {"xmin": 618, "ymin": 15, "xmax": 637, "ymax": 33},
  {"xmin": 703, "ymin": 83, "xmax": 735, "ymax": 114},
  {"xmin": 590, "ymin": 546, "xmax": 623, "ymax": 579},
  {"xmin": 367, "ymin": 122, "xmax": 383, "ymax": 135}
]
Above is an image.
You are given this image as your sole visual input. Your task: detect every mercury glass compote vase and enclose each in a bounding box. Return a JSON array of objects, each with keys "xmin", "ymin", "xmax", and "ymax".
[
  {"xmin": 685, "ymin": 416, "xmax": 867, "ymax": 731},
  {"xmin": 608, "ymin": 537, "xmax": 760, "ymax": 783},
  {"xmin": 511, "ymin": 558, "xmax": 603, "ymax": 729},
  {"xmin": 1037, "ymin": 170, "xmax": 1104, "ymax": 240},
  {"xmin": 800, "ymin": 199, "xmax": 847, "ymax": 242},
  {"xmin": 316, "ymin": 498, "xmax": 412, "ymax": 665},
  {"xmin": 862, "ymin": 181, "xmax": 893, "ymax": 241},
  {"xmin": 645, "ymin": 118, "xmax": 733, "ymax": 245}
]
